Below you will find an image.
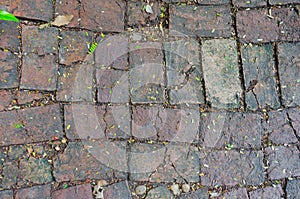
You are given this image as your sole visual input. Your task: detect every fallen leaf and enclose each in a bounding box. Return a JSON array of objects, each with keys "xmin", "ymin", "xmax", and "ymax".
[{"xmin": 51, "ymin": 15, "xmax": 73, "ymax": 26}]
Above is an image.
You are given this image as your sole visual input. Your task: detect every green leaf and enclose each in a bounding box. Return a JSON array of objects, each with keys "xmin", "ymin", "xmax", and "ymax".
[{"xmin": 0, "ymin": 10, "xmax": 19, "ymax": 22}]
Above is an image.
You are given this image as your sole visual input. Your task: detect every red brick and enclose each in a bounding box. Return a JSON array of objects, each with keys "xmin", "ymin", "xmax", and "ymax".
[
  {"xmin": 55, "ymin": 0, "xmax": 80, "ymax": 27},
  {"xmin": 15, "ymin": 184, "xmax": 51, "ymax": 199},
  {"xmin": 170, "ymin": 5, "xmax": 232, "ymax": 37},
  {"xmin": 80, "ymin": 0, "xmax": 125, "ymax": 32},
  {"xmin": 10, "ymin": 0, "xmax": 53, "ymax": 21},
  {"xmin": 0, "ymin": 21, "xmax": 20, "ymax": 52},
  {"xmin": 104, "ymin": 181, "xmax": 131, "ymax": 199},
  {"xmin": 0, "ymin": 90, "xmax": 14, "ymax": 111},
  {"xmin": 16, "ymin": 90, "xmax": 44, "ymax": 105},
  {"xmin": 53, "ymin": 184, "xmax": 93, "ymax": 199},
  {"xmin": 0, "ymin": 51, "xmax": 19, "ymax": 89}
]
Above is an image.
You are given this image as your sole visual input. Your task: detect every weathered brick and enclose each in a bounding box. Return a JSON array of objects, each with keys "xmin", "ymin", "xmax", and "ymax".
[
  {"xmin": 218, "ymin": 188, "xmax": 248, "ymax": 199},
  {"xmin": 249, "ymin": 185, "xmax": 284, "ymax": 199},
  {"xmin": 132, "ymin": 106, "xmax": 199, "ymax": 143},
  {"xmin": 0, "ymin": 21, "xmax": 20, "ymax": 52},
  {"xmin": 201, "ymin": 150, "xmax": 265, "ymax": 186},
  {"xmin": 10, "ymin": 0, "xmax": 53, "ymax": 21},
  {"xmin": 277, "ymin": 42, "xmax": 300, "ymax": 107},
  {"xmin": 127, "ymin": 1, "xmax": 162, "ymax": 26},
  {"xmin": 16, "ymin": 90, "xmax": 44, "ymax": 105},
  {"xmin": 269, "ymin": 0, "xmax": 300, "ymax": 5},
  {"xmin": 103, "ymin": 181, "xmax": 131, "ymax": 199},
  {"xmin": 233, "ymin": 0, "xmax": 267, "ymax": 7},
  {"xmin": 96, "ymin": 69, "xmax": 129, "ymax": 103},
  {"xmin": 21, "ymin": 54, "xmax": 58, "ymax": 90},
  {"xmin": 170, "ymin": 5, "xmax": 232, "ymax": 37},
  {"xmin": 57, "ymin": 63, "xmax": 94, "ymax": 102},
  {"xmin": 164, "ymin": 38, "xmax": 204, "ymax": 104},
  {"xmin": 0, "ymin": 161, "xmax": 18, "ymax": 189},
  {"xmin": 0, "ymin": 50, "xmax": 19, "ymax": 89},
  {"xmin": 0, "ymin": 90, "xmax": 14, "ymax": 111},
  {"xmin": 196, "ymin": 0, "xmax": 229, "ymax": 4},
  {"xmin": 55, "ymin": 0, "xmax": 80, "ymax": 27},
  {"xmin": 242, "ymin": 44, "xmax": 280, "ymax": 110},
  {"xmin": 286, "ymin": 179, "xmax": 300, "ymax": 199},
  {"xmin": 237, "ymin": 9, "xmax": 279, "ymax": 43},
  {"xmin": 266, "ymin": 145, "xmax": 300, "ymax": 180},
  {"xmin": 264, "ymin": 110, "xmax": 298, "ymax": 145},
  {"xmin": 0, "ymin": 190, "xmax": 13, "ymax": 199},
  {"xmin": 200, "ymin": 112, "xmax": 262, "ymax": 148},
  {"xmin": 64, "ymin": 104, "xmax": 106, "ymax": 140},
  {"xmin": 178, "ymin": 188, "xmax": 209, "ymax": 199},
  {"xmin": 79, "ymin": 0, "xmax": 125, "ymax": 32},
  {"xmin": 15, "ymin": 184, "xmax": 51, "ymax": 199},
  {"xmin": 202, "ymin": 39, "xmax": 242, "ymax": 108},
  {"xmin": 146, "ymin": 186, "xmax": 174, "ymax": 199},
  {"xmin": 53, "ymin": 184, "xmax": 93, "ymax": 199},
  {"xmin": 95, "ymin": 35, "xmax": 128, "ymax": 70},
  {"xmin": 0, "ymin": 104, "xmax": 63, "ymax": 146},
  {"xmin": 53, "ymin": 141, "xmax": 127, "ymax": 182},
  {"xmin": 287, "ymin": 108, "xmax": 300, "ymax": 137},
  {"xmin": 130, "ymin": 42, "xmax": 165, "ymax": 103},
  {"xmin": 59, "ymin": 30, "xmax": 93, "ymax": 66}
]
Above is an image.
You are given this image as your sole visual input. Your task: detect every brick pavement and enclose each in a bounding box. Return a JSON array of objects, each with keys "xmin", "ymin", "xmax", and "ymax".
[{"xmin": 0, "ymin": 0, "xmax": 299, "ymax": 198}]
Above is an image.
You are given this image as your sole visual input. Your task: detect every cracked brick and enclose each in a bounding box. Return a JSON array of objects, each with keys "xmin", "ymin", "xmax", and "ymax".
[
  {"xmin": 170, "ymin": 5, "xmax": 232, "ymax": 37},
  {"xmin": 200, "ymin": 150, "xmax": 265, "ymax": 186},
  {"xmin": 242, "ymin": 44, "xmax": 280, "ymax": 110},
  {"xmin": 202, "ymin": 39, "xmax": 242, "ymax": 108},
  {"xmin": 266, "ymin": 145, "xmax": 300, "ymax": 180},
  {"xmin": 287, "ymin": 108, "xmax": 300, "ymax": 138},
  {"xmin": 55, "ymin": 0, "xmax": 80, "ymax": 28}
]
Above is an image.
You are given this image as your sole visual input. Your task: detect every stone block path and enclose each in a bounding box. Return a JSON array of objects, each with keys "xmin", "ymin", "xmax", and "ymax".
[{"xmin": 0, "ymin": 0, "xmax": 299, "ymax": 198}]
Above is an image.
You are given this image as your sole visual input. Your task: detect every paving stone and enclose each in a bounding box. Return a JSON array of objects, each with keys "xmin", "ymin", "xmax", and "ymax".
[
  {"xmin": 178, "ymin": 188, "xmax": 209, "ymax": 199},
  {"xmin": 22, "ymin": 25, "xmax": 58, "ymax": 55},
  {"xmin": 129, "ymin": 143, "xmax": 165, "ymax": 181},
  {"xmin": 95, "ymin": 35, "xmax": 128, "ymax": 70},
  {"xmin": 103, "ymin": 181, "xmax": 131, "ymax": 199},
  {"xmin": 0, "ymin": 104, "xmax": 63, "ymax": 146},
  {"xmin": 132, "ymin": 106, "xmax": 199, "ymax": 143},
  {"xmin": 266, "ymin": 145, "xmax": 300, "ymax": 180},
  {"xmin": 21, "ymin": 54, "xmax": 58, "ymax": 91},
  {"xmin": 0, "ymin": 90, "xmax": 14, "ymax": 111},
  {"xmin": 10, "ymin": 0, "xmax": 53, "ymax": 21},
  {"xmin": 169, "ymin": 5, "xmax": 232, "ymax": 37},
  {"xmin": 200, "ymin": 112, "xmax": 262, "ymax": 148},
  {"xmin": 264, "ymin": 110, "xmax": 298, "ymax": 145},
  {"xmin": 269, "ymin": 0, "xmax": 300, "ymax": 5},
  {"xmin": 0, "ymin": 21, "xmax": 20, "ymax": 52},
  {"xmin": 0, "ymin": 0, "xmax": 10, "ymax": 10},
  {"xmin": 7, "ymin": 145, "xmax": 27, "ymax": 160},
  {"xmin": 164, "ymin": 38, "xmax": 204, "ymax": 104},
  {"xmin": 59, "ymin": 30, "xmax": 93, "ymax": 66},
  {"xmin": 146, "ymin": 186, "xmax": 174, "ymax": 199},
  {"xmin": 200, "ymin": 150, "xmax": 265, "ymax": 186},
  {"xmin": 105, "ymin": 105, "xmax": 131, "ymax": 139},
  {"xmin": 96, "ymin": 69, "xmax": 129, "ymax": 103},
  {"xmin": 64, "ymin": 104, "xmax": 106, "ymax": 140},
  {"xmin": 249, "ymin": 185, "xmax": 284, "ymax": 199},
  {"xmin": 0, "ymin": 161, "xmax": 18, "ymax": 189},
  {"xmin": 57, "ymin": 63, "xmax": 94, "ymax": 102},
  {"xmin": 0, "ymin": 190, "xmax": 13, "ymax": 199},
  {"xmin": 150, "ymin": 144, "xmax": 200, "ymax": 183},
  {"xmin": 127, "ymin": 1, "xmax": 162, "ymax": 26},
  {"xmin": 129, "ymin": 42, "xmax": 165, "ymax": 103},
  {"xmin": 233, "ymin": 0, "xmax": 267, "ymax": 7},
  {"xmin": 287, "ymin": 108, "xmax": 300, "ymax": 137},
  {"xmin": 52, "ymin": 184, "xmax": 93, "ymax": 199},
  {"xmin": 0, "ymin": 50, "xmax": 19, "ymax": 89},
  {"xmin": 195, "ymin": 0, "xmax": 229, "ymax": 4},
  {"xmin": 53, "ymin": 141, "xmax": 127, "ymax": 182},
  {"xmin": 236, "ymin": 9, "xmax": 279, "ymax": 43},
  {"xmin": 55, "ymin": 0, "xmax": 80, "ymax": 27},
  {"xmin": 18, "ymin": 156, "xmax": 53, "ymax": 184},
  {"xmin": 218, "ymin": 188, "xmax": 248, "ymax": 199},
  {"xmin": 15, "ymin": 184, "xmax": 51, "ymax": 199},
  {"xmin": 242, "ymin": 44, "xmax": 280, "ymax": 110},
  {"xmin": 202, "ymin": 39, "xmax": 242, "ymax": 108},
  {"xmin": 16, "ymin": 90, "xmax": 44, "ymax": 105},
  {"xmin": 277, "ymin": 42, "xmax": 300, "ymax": 107},
  {"xmin": 286, "ymin": 179, "xmax": 300, "ymax": 199},
  {"xmin": 79, "ymin": 0, "xmax": 125, "ymax": 32}
]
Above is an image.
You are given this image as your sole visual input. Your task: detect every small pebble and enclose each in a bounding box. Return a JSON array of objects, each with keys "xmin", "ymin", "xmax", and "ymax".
[
  {"xmin": 182, "ymin": 184, "xmax": 190, "ymax": 193},
  {"xmin": 170, "ymin": 184, "xmax": 180, "ymax": 196},
  {"xmin": 135, "ymin": 185, "xmax": 147, "ymax": 195}
]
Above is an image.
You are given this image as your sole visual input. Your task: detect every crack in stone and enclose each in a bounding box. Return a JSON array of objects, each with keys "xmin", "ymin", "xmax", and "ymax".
[{"xmin": 286, "ymin": 112, "xmax": 300, "ymax": 143}]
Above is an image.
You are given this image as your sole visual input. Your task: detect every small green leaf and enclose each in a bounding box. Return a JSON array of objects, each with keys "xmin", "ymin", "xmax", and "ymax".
[
  {"xmin": 0, "ymin": 10, "xmax": 19, "ymax": 22},
  {"xmin": 63, "ymin": 184, "xmax": 68, "ymax": 189},
  {"xmin": 14, "ymin": 123, "xmax": 24, "ymax": 129}
]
